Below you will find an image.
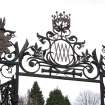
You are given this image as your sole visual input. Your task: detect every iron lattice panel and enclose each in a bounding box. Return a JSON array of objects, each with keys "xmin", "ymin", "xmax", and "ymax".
[{"xmin": 0, "ymin": 77, "xmax": 17, "ymax": 105}]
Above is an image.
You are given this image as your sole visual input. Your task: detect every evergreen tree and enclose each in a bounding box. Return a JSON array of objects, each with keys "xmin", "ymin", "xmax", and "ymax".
[
  {"xmin": 64, "ymin": 96, "xmax": 71, "ymax": 105},
  {"xmin": 46, "ymin": 88, "xmax": 71, "ymax": 105},
  {"xmin": 27, "ymin": 81, "xmax": 44, "ymax": 105}
]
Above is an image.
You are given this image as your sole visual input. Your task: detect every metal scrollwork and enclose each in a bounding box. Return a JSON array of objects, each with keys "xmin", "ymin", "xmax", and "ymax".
[
  {"xmin": 19, "ymin": 11, "xmax": 100, "ymax": 80},
  {"xmin": 79, "ymin": 49, "xmax": 100, "ymax": 79},
  {"xmin": 19, "ymin": 40, "xmax": 42, "ymax": 73},
  {"xmin": 0, "ymin": 64, "xmax": 16, "ymax": 78},
  {"xmin": 0, "ymin": 18, "xmax": 19, "ymax": 78},
  {"xmin": 1, "ymin": 11, "xmax": 105, "ymax": 105}
]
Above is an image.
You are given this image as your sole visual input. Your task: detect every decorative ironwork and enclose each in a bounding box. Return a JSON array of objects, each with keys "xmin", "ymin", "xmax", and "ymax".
[
  {"xmin": 19, "ymin": 12, "xmax": 100, "ymax": 81},
  {"xmin": 0, "ymin": 18, "xmax": 19, "ymax": 78},
  {"xmin": 0, "ymin": 18, "xmax": 15, "ymax": 57},
  {"xmin": 1, "ymin": 11, "xmax": 105, "ymax": 105},
  {"xmin": 0, "ymin": 77, "xmax": 17, "ymax": 105},
  {"xmin": 0, "ymin": 18, "xmax": 19, "ymax": 105}
]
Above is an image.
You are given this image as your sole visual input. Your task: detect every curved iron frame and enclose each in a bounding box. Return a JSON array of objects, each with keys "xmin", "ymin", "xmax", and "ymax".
[{"xmin": 0, "ymin": 11, "xmax": 105, "ymax": 105}]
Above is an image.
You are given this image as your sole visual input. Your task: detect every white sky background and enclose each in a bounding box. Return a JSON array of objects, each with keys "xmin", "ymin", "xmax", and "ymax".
[{"xmin": 0, "ymin": 0, "xmax": 105, "ymax": 104}]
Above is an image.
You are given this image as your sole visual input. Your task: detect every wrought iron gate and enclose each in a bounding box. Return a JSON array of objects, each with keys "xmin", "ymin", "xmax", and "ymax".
[{"xmin": 0, "ymin": 12, "xmax": 105, "ymax": 105}]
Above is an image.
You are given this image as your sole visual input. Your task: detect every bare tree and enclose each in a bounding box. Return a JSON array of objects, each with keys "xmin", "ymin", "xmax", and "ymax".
[
  {"xmin": 74, "ymin": 91, "xmax": 100, "ymax": 105},
  {"xmin": 26, "ymin": 89, "xmax": 31, "ymax": 105},
  {"xmin": 18, "ymin": 96, "xmax": 26, "ymax": 105}
]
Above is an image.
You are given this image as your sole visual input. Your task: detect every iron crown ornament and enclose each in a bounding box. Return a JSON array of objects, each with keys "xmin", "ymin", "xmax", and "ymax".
[
  {"xmin": 52, "ymin": 11, "xmax": 71, "ymax": 36},
  {"xmin": 19, "ymin": 11, "xmax": 99, "ymax": 79}
]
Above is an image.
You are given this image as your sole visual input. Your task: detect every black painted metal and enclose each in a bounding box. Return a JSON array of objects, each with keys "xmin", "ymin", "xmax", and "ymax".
[
  {"xmin": 0, "ymin": 77, "xmax": 17, "ymax": 105},
  {"xmin": 0, "ymin": 11, "xmax": 105, "ymax": 105},
  {"xmin": 0, "ymin": 18, "xmax": 19, "ymax": 105}
]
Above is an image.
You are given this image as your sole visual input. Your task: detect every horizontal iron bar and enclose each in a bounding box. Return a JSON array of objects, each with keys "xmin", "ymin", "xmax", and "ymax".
[
  {"xmin": 19, "ymin": 72, "xmax": 100, "ymax": 83},
  {"xmin": 42, "ymin": 69, "xmax": 82, "ymax": 77},
  {"xmin": 0, "ymin": 60, "xmax": 18, "ymax": 65}
]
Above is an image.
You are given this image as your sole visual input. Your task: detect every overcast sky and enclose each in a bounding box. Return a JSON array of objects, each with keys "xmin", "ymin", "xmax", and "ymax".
[{"xmin": 0, "ymin": 0, "xmax": 105, "ymax": 104}]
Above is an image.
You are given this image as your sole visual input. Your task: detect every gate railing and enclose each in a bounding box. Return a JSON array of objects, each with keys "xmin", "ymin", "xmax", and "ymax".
[{"xmin": 0, "ymin": 77, "xmax": 17, "ymax": 105}]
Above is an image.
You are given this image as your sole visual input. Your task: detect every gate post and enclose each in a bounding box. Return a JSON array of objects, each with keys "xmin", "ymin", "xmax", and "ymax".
[
  {"xmin": 15, "ymin": 63, "xmax": 19, "ymax": 105},
  {"xmin": 100, "ymin": 72, "xmax": 104, "ymax": 105}
]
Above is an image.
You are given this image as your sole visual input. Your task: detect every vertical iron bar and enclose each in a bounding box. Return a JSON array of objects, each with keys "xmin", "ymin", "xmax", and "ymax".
[
  {"xmin": 15, "ymin": 63, "xmax": 19, "ymax": 105},
  {"xmin": 100, "ymin": 72, "xmax": 104, "ymax": 105},
  {"xmin": 0, "ymin": 79, "xmax": 1, "ymax": 101}
]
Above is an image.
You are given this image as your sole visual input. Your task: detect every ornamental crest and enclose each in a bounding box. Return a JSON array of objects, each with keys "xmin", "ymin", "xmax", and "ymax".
[{"xmin": 19, "ymin": 12, "xmax": 99, "ymax": 79}]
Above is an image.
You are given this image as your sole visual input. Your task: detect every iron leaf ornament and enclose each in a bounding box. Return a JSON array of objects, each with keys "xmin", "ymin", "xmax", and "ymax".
[
  {"xmin": 0, "ymin": 18, "xmax": 12, "ymax": 56},
  {"xmin": 0, "ymin": 18, "xmax": 19, "ymax": 60}
]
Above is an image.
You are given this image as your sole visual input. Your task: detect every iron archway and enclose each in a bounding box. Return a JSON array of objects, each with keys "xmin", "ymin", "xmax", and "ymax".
[{"xmin": 0, "ymin": 12, "xmax": 105, "ymax": 105}]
